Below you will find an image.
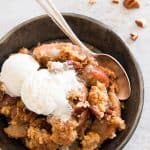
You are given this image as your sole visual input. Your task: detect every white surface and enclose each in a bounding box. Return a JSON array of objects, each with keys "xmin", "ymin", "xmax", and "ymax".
[{"xmin": 0, "ymin": 0, "xmax": 150, "ymax": 149}]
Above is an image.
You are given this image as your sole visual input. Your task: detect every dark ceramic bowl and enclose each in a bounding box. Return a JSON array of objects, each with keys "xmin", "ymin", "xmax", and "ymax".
[{"xmin": 0, "ymin": 14, "xmax": 143, "ymax": 150}]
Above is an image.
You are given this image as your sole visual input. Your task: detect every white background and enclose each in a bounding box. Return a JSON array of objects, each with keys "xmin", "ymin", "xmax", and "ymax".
[{"xmin": 0, "ymin": 0, "xmax": 150, "ymax": 149}]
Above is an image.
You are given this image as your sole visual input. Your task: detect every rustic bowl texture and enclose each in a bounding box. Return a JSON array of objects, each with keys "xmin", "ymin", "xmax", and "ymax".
[{"xmin": 0, "ymin": 14, "xmax": 143, "ymax": 150}]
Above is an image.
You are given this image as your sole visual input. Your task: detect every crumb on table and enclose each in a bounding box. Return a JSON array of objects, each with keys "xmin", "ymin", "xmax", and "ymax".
[
  {"xmin": 130, "ymin": 32, "xmax": 138, "ymax": 41},
  {"xmin": 88, "ymin": 0, "xmax": 96, "ymax": 5}
]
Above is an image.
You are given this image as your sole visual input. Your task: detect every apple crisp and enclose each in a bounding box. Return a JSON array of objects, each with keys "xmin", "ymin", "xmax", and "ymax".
[{"xmin": 0, "ymin": 42, "xmax": 126, "ymax": 150}]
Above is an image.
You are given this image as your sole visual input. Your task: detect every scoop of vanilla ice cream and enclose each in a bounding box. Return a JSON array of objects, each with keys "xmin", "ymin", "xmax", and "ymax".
[
  {"xmin": 21, "ymin": 62, "xmax": 82, "ymax": 121},
  {"xmin": 21, "ymin": 69, "xmax": 58, "ymax": 115},
  {"xmin": 0, "ymin": 54, "xmax": 40, "ymax": 97}
]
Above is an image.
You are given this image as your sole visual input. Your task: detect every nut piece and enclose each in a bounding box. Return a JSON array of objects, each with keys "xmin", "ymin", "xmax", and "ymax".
[
  {"xmin": 19, "ymin": 48, "xmax": 31, "ymax": 55},
  {"xmin": 135, "ymin": 19, "xmax": 146, "ymax": 28},
  {"xmin": 112, "ymin": 0, "xmax": 120, "ymax": 4},
  {"xmin": 88, "ymin": 0, "xmax": 96, "ymax": 5},
  {"xmin": 130, "ymin": 33, "xmax": 138, "ymax": 41},
  {"xmin": 123, "ymin": 0, "xmax": 140, "ymax": 9}
]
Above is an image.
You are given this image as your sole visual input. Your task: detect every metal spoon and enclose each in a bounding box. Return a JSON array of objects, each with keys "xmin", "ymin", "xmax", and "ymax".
[{"xmin": 36, "ymin": 0, "xmax": 131, "ymax": 100}]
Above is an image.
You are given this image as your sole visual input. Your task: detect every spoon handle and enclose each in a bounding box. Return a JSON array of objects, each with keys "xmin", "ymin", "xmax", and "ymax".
[{"xmin": 36, "ymin": 0, "xmax": 91, "ymax": 54}]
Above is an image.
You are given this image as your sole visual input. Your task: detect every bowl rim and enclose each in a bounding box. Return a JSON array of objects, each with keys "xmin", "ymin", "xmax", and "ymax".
[{"xmin": 0, "ymin": 13, "xmax": 144, "ymax": 150}]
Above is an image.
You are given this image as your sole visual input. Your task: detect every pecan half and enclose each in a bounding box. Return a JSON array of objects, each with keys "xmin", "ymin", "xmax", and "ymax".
[
  {"xmin": 78, "ymin": 110, "xmax": 89, "ymax": 129},
  {"xmin": 123, "ymin": 0, "xmax": 140, "ymax": 9},
  {"xmin": 135, "ymin": 19, "xmax": 146, "ymax": 28}
]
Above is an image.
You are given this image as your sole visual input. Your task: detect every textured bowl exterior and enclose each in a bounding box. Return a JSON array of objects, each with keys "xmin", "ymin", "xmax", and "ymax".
[{"xmin": 0, "ymin": 14, "xmax": 144, "ymax": 150}]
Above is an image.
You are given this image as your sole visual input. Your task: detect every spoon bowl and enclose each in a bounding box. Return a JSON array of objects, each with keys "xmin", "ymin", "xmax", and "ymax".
[{"xmin": 95, "ymin": 53, "xmax": 131, "ymax": 100}]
